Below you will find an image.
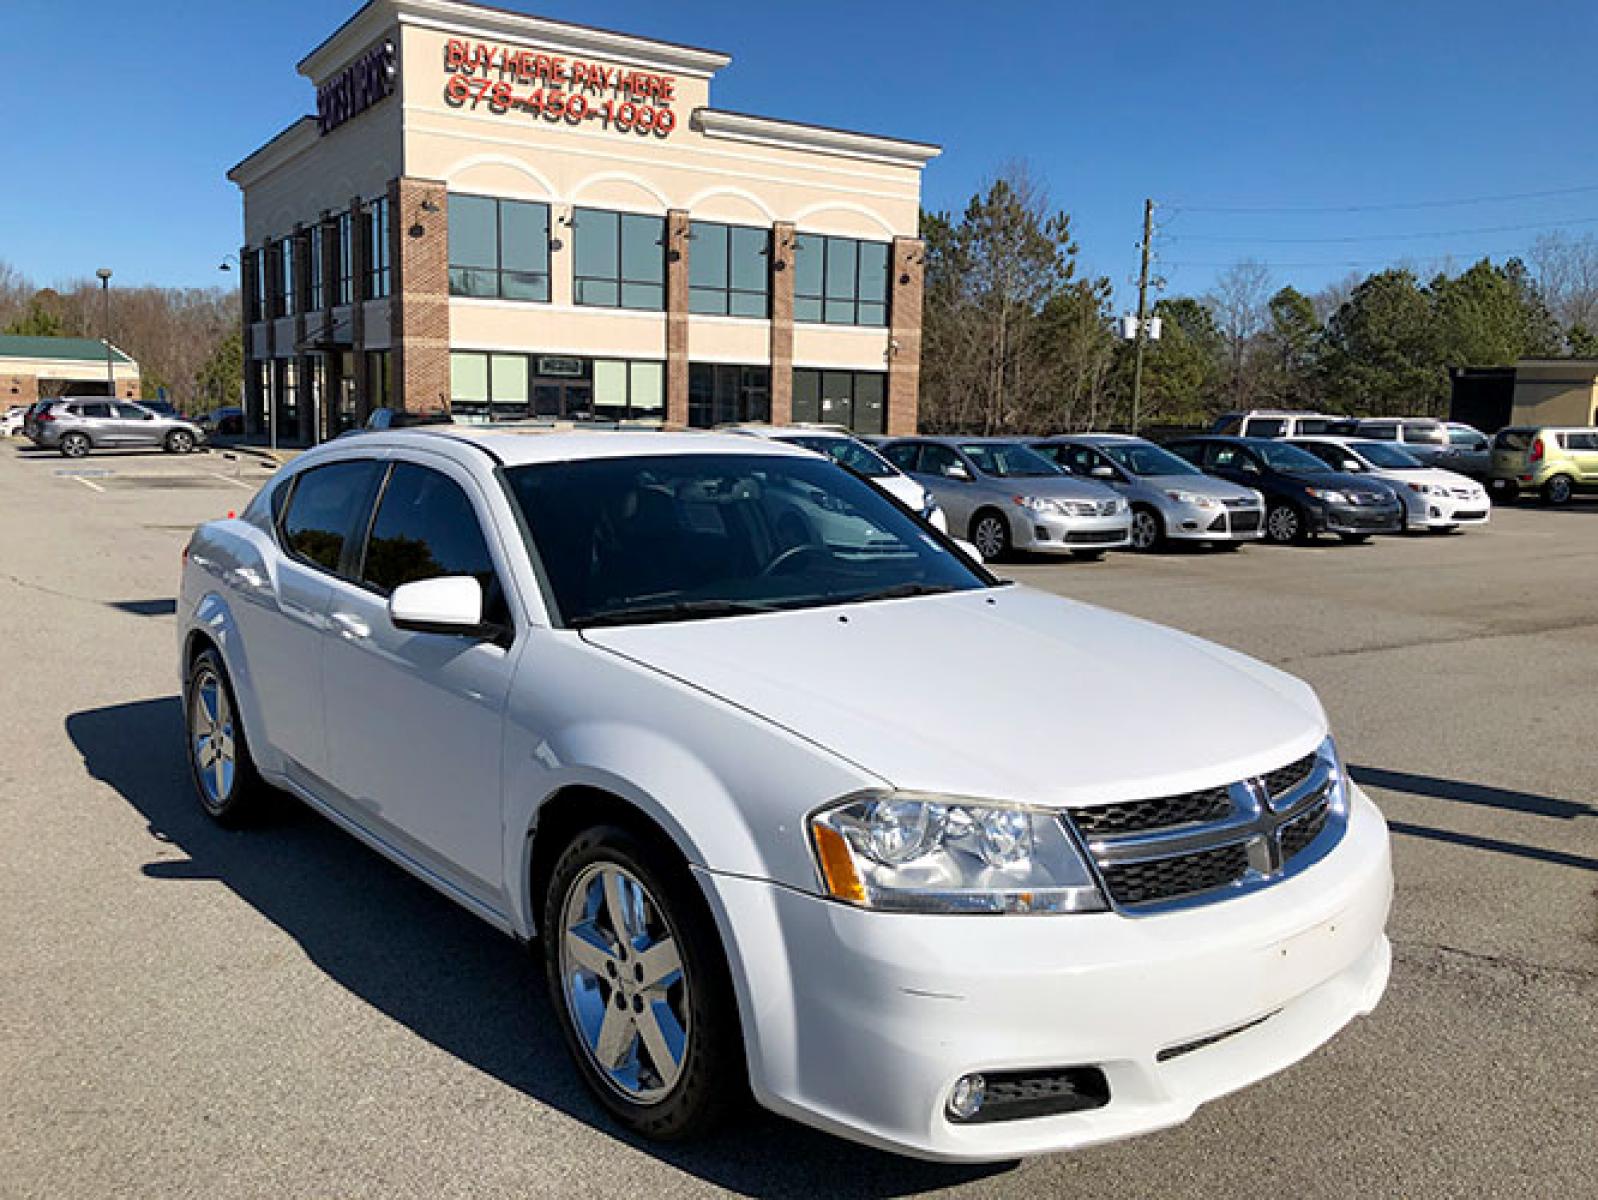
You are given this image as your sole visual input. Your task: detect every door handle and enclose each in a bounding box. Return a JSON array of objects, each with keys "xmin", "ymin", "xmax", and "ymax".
[{"xmin": 330, "ymin": 611, "xmax": 371, "ymax": 639}]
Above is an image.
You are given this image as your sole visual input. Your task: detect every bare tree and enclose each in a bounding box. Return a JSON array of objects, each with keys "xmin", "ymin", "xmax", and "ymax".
[
  {"xmin": 1311, "ymin": 271, "xmax": 1364, "ymax": 323},
  {"xmin": 1205, "ymin": 259, "xmax": 1272, "ymax": 404},
  {"xmin": 0, "ymin": 260, "xmax": 31, "ymax": 330},
  {"xmin": 1528, "ymin": 231, "xmax": 1598, "ymax": 337}
]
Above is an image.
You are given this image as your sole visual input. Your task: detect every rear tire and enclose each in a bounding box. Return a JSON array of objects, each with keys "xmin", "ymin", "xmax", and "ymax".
[
  {"xmin": 544, "ymin": 825, "xmax": 745, "ymax": 1142},
  {"xmin": 969, "ymin": 510, "xmax": 1011, "ymax": 562},
  {"xmin": 184, "ymin": 647, "xmax": 271, "ymax": 826},
  {"xmin": 59, "ymin": 432, "xmax": 90, "ymax": 458},
  {"xmin": 1543, "ymin": 474, "xmax": 1575, "ymax": 505}
]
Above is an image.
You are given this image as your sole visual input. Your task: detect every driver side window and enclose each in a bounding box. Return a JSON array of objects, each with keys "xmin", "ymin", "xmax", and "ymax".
[{"xmin": 919, "ymin": 444, "xmax": 966, "ymax": 478}]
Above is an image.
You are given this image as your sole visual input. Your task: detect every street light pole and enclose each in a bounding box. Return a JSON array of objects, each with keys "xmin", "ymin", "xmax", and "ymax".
[
  {"xmin": 95, "ymin": 268, "xmax": 114, "ymax": 397},
  {"xmin": 1129, "ymin": 200, "xmax": 1154, "ymax": 435}
]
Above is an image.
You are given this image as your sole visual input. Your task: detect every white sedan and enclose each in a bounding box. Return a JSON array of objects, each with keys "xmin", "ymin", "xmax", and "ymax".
[
  {"xmin": 178, "ymin": 428, "xmax": 1391, "ymax": 1162},
  {"xmin": 1290, "ymin": 436, "xmax": 1491, "ymax": 531}
]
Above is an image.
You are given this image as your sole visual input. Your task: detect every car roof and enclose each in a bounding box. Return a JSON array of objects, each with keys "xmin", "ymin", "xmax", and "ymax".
[
  {"xmin": 325, "ymin": 426, "xmax": 813, "ymax": 468},
  {"xmin": 724, "ymin": 425, "xmax": 855, "ymax": 440}
]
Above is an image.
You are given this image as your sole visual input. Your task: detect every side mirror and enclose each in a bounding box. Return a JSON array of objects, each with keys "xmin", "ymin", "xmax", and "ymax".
[
  {"xmin": 1089, "ymin": 465, "xmax": 1116, "ymax": 480},
  {"xmin": 952, "ymin": 538, "xmax": 985, "ymax": 565},
  {"xmin": 389, "ymin": 575, "xmax": 486, "ymax": 636},
  {"xmin": 946, "ymin": 463, "xmax": 972, "ymax": 481}
]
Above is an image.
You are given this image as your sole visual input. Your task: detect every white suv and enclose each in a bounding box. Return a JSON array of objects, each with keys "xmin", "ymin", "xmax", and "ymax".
[{"xmin": 177, "ymin": 427, "xmax": 1392, "ymax": 1162}]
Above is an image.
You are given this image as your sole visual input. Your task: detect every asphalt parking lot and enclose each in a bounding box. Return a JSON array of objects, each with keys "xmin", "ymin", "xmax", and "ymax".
[{"xmin": 1, "ymin": 440, "xmax": 1594, "ymax": 1199}]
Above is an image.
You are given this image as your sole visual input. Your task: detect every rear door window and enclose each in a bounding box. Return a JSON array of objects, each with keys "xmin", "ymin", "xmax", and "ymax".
[
  {"xmin": 1402, "ymin": 423, "xmax": 1444, "ymax": 445},
  {"xmin": 1244, "ymin": 418, "xmax": 1287, "ymax": 438},
  {"xmin": 918, "ymin": 444, "xmax": 966, "ymax": 477},
  {"xmin": 78, "ymin": 402, "xmax": 114, "ymax": 419},
  {"xmin": 880, "ymin": 442, "xmax": 920, "ymax": 472},
  {"xmin": 1362, "ymin": 424, "xmax": 1397, "ymax": 440},
  {"xmin": 278, "ymin": 460, "xmax": 382, "ymax": 575}
]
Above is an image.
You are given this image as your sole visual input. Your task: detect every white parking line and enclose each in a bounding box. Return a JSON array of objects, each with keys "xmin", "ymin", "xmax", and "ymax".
[
  {"xmin": 72, "ymin": 476, "xmax": 105, "ymax": 493},
  {"xmin": 207, "ymin": 472, "xmax": 256, "ymax": 490}
]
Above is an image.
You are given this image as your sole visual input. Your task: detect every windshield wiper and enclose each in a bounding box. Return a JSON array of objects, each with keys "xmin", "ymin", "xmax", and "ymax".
[
  {"xmin": 847, "ymin": 582, "xmax": 959, "ymax": 604},
  {"xmin": 573, "ymin": 598, "xmax": 786, "ymax": 629}
]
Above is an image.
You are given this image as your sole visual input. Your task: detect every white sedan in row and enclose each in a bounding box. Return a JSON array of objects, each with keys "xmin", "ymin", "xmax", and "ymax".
[
  {"xmin": 1290, "ymin": 436, "xmax": 1491, "ymax": 531},
  {"xmin": 177, "ymin": 427, "xmax": 1391, "ymax": 1162}
]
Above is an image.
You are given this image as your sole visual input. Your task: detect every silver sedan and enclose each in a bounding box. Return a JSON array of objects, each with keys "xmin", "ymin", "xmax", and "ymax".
[{"xmin": 1031, "ymin": 435, "xmax": 1265, "ymax": 550}]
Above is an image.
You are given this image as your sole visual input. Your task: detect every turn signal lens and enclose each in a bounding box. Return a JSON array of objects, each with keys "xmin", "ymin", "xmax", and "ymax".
[{"xmin": 812, "ymin": 822, "xmax": 866, "ymax": 904}]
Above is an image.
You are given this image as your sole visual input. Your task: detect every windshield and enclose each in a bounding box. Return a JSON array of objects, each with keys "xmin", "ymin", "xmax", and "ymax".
[
  {"xmin": 1350, "ymin": 441, "xmax": 1422, "ymax": 469},
  {"xmin": 776, "ymin": 434, "xmax": 894, "ymax": 478},
  {"xmin": 505, "ymin": 453, "xmax": 988, "ymax": 628},
  {"xmin": 959, "ymin": 443, "xmax": 1063, "ymax": 478},
  {"xmin": 1099, "ymin": 442, "xmax": 1202, "ymax": 477},
  {"xmin": 1254, "ymin": 441, "xmax": 1337, "ymax": 473}
]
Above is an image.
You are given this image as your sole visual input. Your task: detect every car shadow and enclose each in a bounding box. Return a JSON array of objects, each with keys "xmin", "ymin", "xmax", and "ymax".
[
  {"xmin": 64, "ymin": 697, "xmax": 1011, "ymax": 1198},
  {"xmin": 106, "ymin": 598, "xmax": 178, "ymax": 617},
  {"xmin": 1350, "ymin": 765, "xmax": 1595, "ymax": 821}
]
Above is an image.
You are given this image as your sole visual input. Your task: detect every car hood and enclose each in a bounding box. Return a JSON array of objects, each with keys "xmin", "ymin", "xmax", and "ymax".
[
  {"xmin": 582, "ymin": 587, "xmax": 1327, "ymax": 809},
  {"xmin": 874, "ymin": 473, "xmax": 930, "ymax": 510},
  {"xmin": 1137, "ymin": 473, "xmax": 1259, "ymax": 500},
  {"xmin": 1370, "ymin": 467, "xmax": 1481, "ymax": 491},
  {"xmin": 1282, "ymin": 470, "xmax": 1392, "ymax": 498},
  {"xmin": 979, "ymin": 474, "xmax": 1120, "ymax": 500}
]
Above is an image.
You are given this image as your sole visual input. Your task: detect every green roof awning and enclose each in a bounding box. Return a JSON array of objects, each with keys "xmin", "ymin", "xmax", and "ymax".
[{"xmin": 0, "ymin": 335, "xmax": 134, "ymax": 364}]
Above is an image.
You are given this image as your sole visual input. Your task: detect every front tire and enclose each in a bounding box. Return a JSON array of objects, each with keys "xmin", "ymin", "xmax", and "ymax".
[
  {"xmin": 1543, "ymin": 474, "xmax": 1575, "ymax": 505},
  {"xmin": 1265, "ymin": 502, "xmax": 1307, "ymax": 544},
  {"xmin": 544, "ymin": 825, "xmax": 744, "ymax": 1142},
  {"xmin": 1129, "ymin": 506, "xmax": 1163, "ymax": 551},
  {"xmin": 184, "ymin": 647, "xmax": 270, "ymax": 825},
  {"xmin": 165, "ymin": 429, "xmax": 195, "ymax": 454},
  {"xmin": 59, "ymin": 432, "xmax": 90, "ymax": 458},
  {"xmin": 968, "ymin": 510, "xmax": 1011, "ymax": 562}
]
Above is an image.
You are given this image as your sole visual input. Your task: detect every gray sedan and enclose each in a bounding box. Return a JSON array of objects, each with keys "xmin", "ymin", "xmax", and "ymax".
[
  {"xmin": 879, "ymin": 436, "xmax": 1130, "ymax": 561},
  {"xmin": 1031, "ymin": 434, "xmax": 1265, "ymax": 550},
  {"xmin": 30, "ymin": 397, "xmax": 205, "ymax": 458}
]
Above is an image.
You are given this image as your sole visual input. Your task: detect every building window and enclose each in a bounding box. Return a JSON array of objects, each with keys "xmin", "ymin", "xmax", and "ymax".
[
  {"xmin": 248, "ymin": 247, "xmax": 268, "ymax": 323},
  {"xmin": 688, "ymin": 363, "xmax": 772, "ymax": 428},
  {"xmin": 450, "ymin": 351, "xmax": 664, "ymax": 422},
  {"xmin": 282, "ymin": 237, "xmax": 297, "ymax": 316},
  {"xmin": 333, "ymin": 212, "xmax": 354, "ymax": 305},
  {"xmin": 573, "ymin": 208, "xmax": 664, "ymax": 310},
  {"xmin": 792, "ymin": 368, "xmax": 886, "ymax": 434},
  {"xmin": 365, "ymin": 197, "xmax": 391, "ymax": 299},
  {"xmin": 689, "ymin": 221, "xmax": 770, "ymax": 318},
  {"xmin": 307, "ymin": 226, "xmax": 325, "ymax": 310},
  {"xmin": 793, "ymin": 234, "xmax": 889, "ymax": 326},
  {"xmin": 448, "ymin": 194, "xmax": 550, "ymax": 302}
]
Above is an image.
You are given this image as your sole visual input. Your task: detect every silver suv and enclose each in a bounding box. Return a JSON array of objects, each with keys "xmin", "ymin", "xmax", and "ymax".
[
  {"xmin": 29, "ymin": 397, "xmax": 205, "ymax": 458},
  {"xmin": 879, "ymin": 436, "xmax": 1130, "ymax": 561}
]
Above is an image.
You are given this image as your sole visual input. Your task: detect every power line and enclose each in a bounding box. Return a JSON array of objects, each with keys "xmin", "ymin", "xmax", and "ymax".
[
  {"xmin": 1168, "ymin": 214, "xmax": 1598, "ymax": 246},
  {"xmin": 1169, "ymin": 181, "xmax": 1598, "ymax": 215}
]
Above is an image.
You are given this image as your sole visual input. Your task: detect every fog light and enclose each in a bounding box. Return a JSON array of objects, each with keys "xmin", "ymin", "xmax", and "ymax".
[{"xmin": 947, "ymin": 1073, "xmax": 986, "ymax": 1121}]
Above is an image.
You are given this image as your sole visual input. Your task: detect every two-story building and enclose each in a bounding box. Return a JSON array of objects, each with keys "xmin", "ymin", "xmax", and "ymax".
[{"xmin": 228, "ymin": 0, "xmax": 939, "ymax": 443}]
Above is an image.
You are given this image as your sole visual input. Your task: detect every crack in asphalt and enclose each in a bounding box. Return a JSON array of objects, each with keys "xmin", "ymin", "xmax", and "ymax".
[
  {"xmin": 1394, "ymin": 937, "xmax": 1598, "ymax": 988},
  {"xmin": 1281, "ymin": 615, "xmax": 1598, "ymax": 665}
]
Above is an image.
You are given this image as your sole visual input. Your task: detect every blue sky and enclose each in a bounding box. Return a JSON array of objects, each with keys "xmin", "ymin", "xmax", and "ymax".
[{"xmin": 4, "ymin": 0, "xmax": 1597, "ymax": 308}]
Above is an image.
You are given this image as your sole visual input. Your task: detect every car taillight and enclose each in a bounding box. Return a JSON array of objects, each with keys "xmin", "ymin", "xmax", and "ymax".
[
  {"xmin": 1530, "ymin": 438, "xmax": 1544, "ymax": 462},
  {"xmin": 37, "ymin": 410, "xmax": 54, "ymax": 423}
]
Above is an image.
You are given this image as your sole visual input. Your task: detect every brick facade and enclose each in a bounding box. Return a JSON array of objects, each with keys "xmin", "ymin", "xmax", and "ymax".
[
  {"xmin": 768, "ymin": 222, "xmax": 796, "ymax": 425},
  {"xmin": 665, "ymin": 209, "xmax": 691, "ymax": 427},
  {"xmin": 391, "ymin": 177, "xmax": 450, "ymax": 415},
  {"xmin": 887, "ymin": 236, "xmax": 925, "ymax": 436}
]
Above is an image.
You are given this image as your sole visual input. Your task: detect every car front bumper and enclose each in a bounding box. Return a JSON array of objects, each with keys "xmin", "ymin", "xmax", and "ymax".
[
  {"xmin": 1316, "ymin": 501, "xmax": 1403, "ymax": 535},
  {"xmin": 1159, "ymin": 498, "xmax": 1264, "ymax": 541},
  {"xmin": 1399, "ymin": 489, "xmax": 1490, "ymax": 527},
  {"xmin": 701, "ymin": 785, "xmax": 1392, "ymax": 1163},
  {"xmin": 1013, "ymin": 510, "xmax": 1132, "ymax": 554}
]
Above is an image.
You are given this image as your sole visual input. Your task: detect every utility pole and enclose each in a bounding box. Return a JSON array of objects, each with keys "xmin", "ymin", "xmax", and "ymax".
[
  {"xmin": 95, "ymin": 268, "xmax": 114, "ymax": 396},
  {"xmin": 1129, "ymin": 199, "xmax": 1154, "ymax": 434}
]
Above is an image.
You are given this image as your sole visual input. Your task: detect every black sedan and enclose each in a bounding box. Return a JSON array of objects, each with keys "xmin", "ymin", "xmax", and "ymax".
[{"xmin": 1163, "ymin": 436, "xmax": 1403, "ymax": 544}]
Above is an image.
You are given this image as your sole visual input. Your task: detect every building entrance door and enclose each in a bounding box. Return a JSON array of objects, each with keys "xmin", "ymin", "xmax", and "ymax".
[{"xmin": 531, "ymin": 378, "xmax": 594, "ymax": 420}]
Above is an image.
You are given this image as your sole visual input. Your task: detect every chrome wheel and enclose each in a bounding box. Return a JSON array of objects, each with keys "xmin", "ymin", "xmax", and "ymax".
[
  {"xmin": 1546, "ymin": 475, "xmax": 1573, "ymax": 504},
  {"xmin": 189, "ymin": 667, "xmax": 236, "ymax": 809},
  {"xmin": 1130, "ymin": 509, "xmax": 1160, "ymax": 550},
  {"xmin": 167, "ymin": 430, "xmax": 194, "ymax": 454},
  {"xmin": 61, "ymin": 434, "xmax": 89, "ymax": 458},
  {"xmin": 971, "ymin": 515, "xmax": 1007, "ymax": 561},
  {"xmin": 1266, "ymin": 504, "xmax": 1301, "ymax": 543},
  {"xmin": 559, "ymin": 862, "xmax": 689, "ymax": 1105}
]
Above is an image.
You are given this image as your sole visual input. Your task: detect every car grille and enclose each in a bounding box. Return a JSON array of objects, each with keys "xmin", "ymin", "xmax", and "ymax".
[
  {"xmin": 1230, "ymin": 511, "xmax": 1261, "ymax": 533},
  {"xmin": 1452, "ymin": 509, "xmax": 1487, "ymax": 521},
  {"xmin": 1064, "ymin": 528, "xmax": 1126, "ymax": 545},
  {"xmin": 1066, "ymin": 750, "xmax": 1345, "ymax": 911},
  {"xmin": 1071, "ymin": 786, "xmax": 1232, "ymax": 837},
  {"xmin": 1221, "ymin": 497, "xmax": 1254, "ymax": 508}
]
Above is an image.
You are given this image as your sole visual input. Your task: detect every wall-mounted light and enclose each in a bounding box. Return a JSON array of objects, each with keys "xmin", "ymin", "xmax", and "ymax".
[
  {"xmin": 420, "ymin": 199, "xmax": 441, "ymax": 213},
  {"xmin": 550, "ymin": 238, "xmax": 564, "ymax": 252},
  {"xmin": 409, "ymin": 223, "xmax": 425, "ymax": 238}
]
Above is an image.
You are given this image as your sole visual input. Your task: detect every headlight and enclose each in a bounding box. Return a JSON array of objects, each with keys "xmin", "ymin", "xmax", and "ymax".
[
  {"xmin": 920, "ymin": 492, "xmax": 941, "ymax": 519},
  {"xmin": 1305, "ymin": 487, "xmax": 1347, "ymax": 504},
  {"xmin": 1164, "ymin": 489, "xmax": 1219, "ymax": 508},
  {"xmin": 1406, "ymin": 481, "xmax": 1441, "ymax": 495},
  {"xmin": 1014, "ymin": 495, "xmax": 1063, "ymax": 515},
  {"xmin": 1113, "ymin": 497, "xmax": 1129, "ymax": 513},
  {"xmin": 810, "ymin": 793, "xmax": 1107, "ymax": 914}
]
